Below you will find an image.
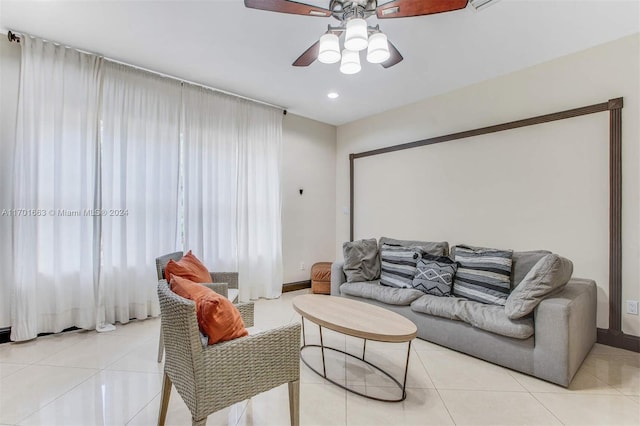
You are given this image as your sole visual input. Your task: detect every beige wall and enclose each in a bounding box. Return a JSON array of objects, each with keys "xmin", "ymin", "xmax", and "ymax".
[
  {"xmin": 336, "ymin": 34, "xmax": 640, "ymax": 336},
  {"xmin": 0, "ymin": 36, "xmax": 20, "ymax": 328},
  {"xmin": 282, "ymin": 114, "xmax": 337, "ymax": 283}
]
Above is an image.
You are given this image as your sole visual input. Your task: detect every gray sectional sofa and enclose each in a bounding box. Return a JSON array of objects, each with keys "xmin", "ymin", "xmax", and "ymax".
[{"xmin": 331, "ymin": 238, "xmax": 597, "ymax": 387}]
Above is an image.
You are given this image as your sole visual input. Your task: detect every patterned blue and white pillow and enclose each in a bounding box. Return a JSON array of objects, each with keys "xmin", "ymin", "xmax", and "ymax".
[
  {"xmin": 452, "ymin": 245, "xmax": 513, "ymax": 305},
  {"xmin": 380, "ymin": 244, "xmax": 422, "ymax": 288},
  {"xmin": 412, "ymin": 254, "xmax": 457, "ymax": 296}
]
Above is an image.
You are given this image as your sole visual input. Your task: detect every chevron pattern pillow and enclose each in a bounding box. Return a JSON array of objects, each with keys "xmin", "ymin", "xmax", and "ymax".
[{"xmin": 412, "ymin": 254, "xmax": 458, "ymax": 296}]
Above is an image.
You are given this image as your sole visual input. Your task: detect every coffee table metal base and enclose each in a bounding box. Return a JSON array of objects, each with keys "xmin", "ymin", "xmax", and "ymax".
[{"xmin": 300, "ymin": 318, "xmax": 411, "ymax": 402}]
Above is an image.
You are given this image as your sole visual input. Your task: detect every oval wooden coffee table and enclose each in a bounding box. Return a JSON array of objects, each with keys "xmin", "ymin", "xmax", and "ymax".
[{"xmin": 292, "ymin": 294, "xmax": 417, "ymax": 402}]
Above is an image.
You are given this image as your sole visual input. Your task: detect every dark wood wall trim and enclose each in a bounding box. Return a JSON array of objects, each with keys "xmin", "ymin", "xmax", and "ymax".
[
  {"xmin": 352, "ymin": 101, "xmax": 610, "ymax": 160},
  {"xmin": 597, "ymin": 328, "xmax": 639, "ymax": 352},
  {"xmin": 283, "ymin": 280, "xmax": 311, "ymax": 293},
  {"xmin": 609, "ymin": 99, "xmax": 623, "ymax": 333},
  {"xmin": 349, "ymin": 97, "xmax": 638, "ymax": 352},
  {"xmin": 349, "ymin": 154, "xmax": 355, "ymax": 242}
]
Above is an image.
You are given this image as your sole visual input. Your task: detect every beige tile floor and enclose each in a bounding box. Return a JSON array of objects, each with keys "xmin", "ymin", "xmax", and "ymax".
[{"xmin": 0, "ymin": 289, "xmax": 638, "ymax": 426}]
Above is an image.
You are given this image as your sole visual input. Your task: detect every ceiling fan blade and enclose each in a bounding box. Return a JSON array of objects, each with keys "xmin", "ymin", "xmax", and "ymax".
[
  {"xmin": 293, "ymin": 40, "xmax": 320, "ymax": 66},
  {"xmin": 381, "ymin": 41, "xmax": 403, "ymax": 68},
  {"xmin": 377, "ymin": 0, "xmax": 468, "ymax": 19},
  {"xmin": 244, "ymin": 0, "xmax": 332, "ymax": 17}
]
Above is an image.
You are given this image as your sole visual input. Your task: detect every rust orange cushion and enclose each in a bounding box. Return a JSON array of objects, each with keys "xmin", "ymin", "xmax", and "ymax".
[
  {"xmin": 170, "ymin": 274, "xmax": 248, "ymax": 345},
  {"xmin": 164, "ymin": 250, "xmax": 212, "ymax": 283}
]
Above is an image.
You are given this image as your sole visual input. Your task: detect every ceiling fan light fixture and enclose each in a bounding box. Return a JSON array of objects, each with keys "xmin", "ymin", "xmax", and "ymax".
[
  {"xmin": 380, "ymin": 6, "xmax": 399, "ymax": 16},
  {"xmin": 366, "ymin": 32, "xmax": 390, "ymax": 64},
  {"xmin": 318, "ymin": 33, "xmax": 341, "ymax": 64},
  {"xmin": 339, "ymin": 49, "xmax": 361, "ymax": 75},
  {"xmin": 344, "ymin": 18, "xmax": 368, "ymax": 51}
]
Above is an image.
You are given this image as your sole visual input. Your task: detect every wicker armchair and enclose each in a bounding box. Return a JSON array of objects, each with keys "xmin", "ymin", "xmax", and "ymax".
[
  {"xmin": 157, "ymin": 280, "xmax": 301, "ymax": 426},
  {"xmin": 155, "ymin": 251, "xmax": 239, "ymax": 362}
]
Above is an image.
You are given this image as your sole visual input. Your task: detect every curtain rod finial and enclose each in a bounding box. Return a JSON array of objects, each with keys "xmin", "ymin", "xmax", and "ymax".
[{"xmin": 8, "ymin": 31, "xmax": 21, "ymax": 43}]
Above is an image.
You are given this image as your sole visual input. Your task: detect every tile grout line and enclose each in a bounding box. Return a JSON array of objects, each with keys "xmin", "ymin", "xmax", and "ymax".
[
  {"xmin": 12, "ymin": 324, "xmax": 161, "ymax": 425},
  {"xmin": 124, "ymin": 389, "xmax": 161, "ymax": 425},
  {"xmin": 505, "ymin": 369, "xmax": 566, "ymax": 425},
  {"xmin": 12, "ymin": 367, "xmax": 102, "ymax": 425},
  {"xmin": 528, "ymin": 391, "xmax": 567, "ymax": 425},
  {"xmin": 414, "ymin": 349, "xmax": 457, "ymax": 425}
]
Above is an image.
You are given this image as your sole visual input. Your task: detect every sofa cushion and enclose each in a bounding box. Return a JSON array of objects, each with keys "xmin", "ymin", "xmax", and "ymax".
[
  {"xmin": 412, "ymin": 254, "xmax": 458, "ymax": 296},
  {"xmin": 410, "ymin": 294, "xmax": 467, "ymax": 320},
  {"xmin": 379, "ymin": 237, "xmax": 448, "ymax": 256},
  {"xmin": 343, "ymin": 238, "xmax": 380, "ymax": 282},
  {"xmin": 511, "ymin": 250, "xmax": 552, "ymax": 288},
  {"xmin": 457, "ymin": 301, "xmax": 534, "ymax": 339},
  {"xmin": 452, "ymin": 245, "xmax": 513, "ymax": 306},
  {"xmin": 411, "ymin": 294, "xmax": 534, "ymax": 339},
  {"xmin": 340, "ymin": 281, "xmax": 424, "ymax": 306},
  {"xmin": 380, "ymin": 244, "xmax": 422, "ymax": 288},
  {"xmin": 505, "ymin": 254, "xmax": 573, "ymax": 319}
]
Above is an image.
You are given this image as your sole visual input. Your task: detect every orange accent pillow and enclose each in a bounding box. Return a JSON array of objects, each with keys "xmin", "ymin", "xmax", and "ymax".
[
  {"xmin": 164, "ymin": 250, "xmax": 212, "ymax": 283},
  {"xmin": 170, "ymin": 274, "xmax": 248, "ymax": 345}
]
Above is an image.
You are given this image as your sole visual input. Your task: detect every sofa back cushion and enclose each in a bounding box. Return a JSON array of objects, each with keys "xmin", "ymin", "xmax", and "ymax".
[
  {"xmin": 505, "ymin": 254, "xmax": 573, "ymax": 319},
  {"xmin": 452, "ymin": 245, "xmax": 513, "ymax": 306},
  {"xmin": 510, "ymin": 250, "xmax": 552, "ymax": 288},
  {"xmin": 340, "ymin": 281, "xmax": 424, "ymax": 305},
  {"xmin": 379, "ymin": 237, "xmax": 448, "ymax": 256},
  {"xmin": 380, "ymin": 244, "xmax": 422, "ymax": 288},
  {"xmin": 412, "ymin": 254, "xmax": 458, "ymax": 296},
  {"xmin": 343, "ymin": 238, "xmax": 380, "ymax": 282}
]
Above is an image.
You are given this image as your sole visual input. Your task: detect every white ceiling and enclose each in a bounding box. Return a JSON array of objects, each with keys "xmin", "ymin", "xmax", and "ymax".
[{"xmin": 1, "ymin": 0, "xmax": 638, "ymax": 125}]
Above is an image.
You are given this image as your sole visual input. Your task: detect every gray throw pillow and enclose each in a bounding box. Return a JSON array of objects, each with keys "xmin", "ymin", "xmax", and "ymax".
[
  {"xmin": 379, "ymin": 237, "xmax": 448, "ymax": 256},
  {"xmin": 510, "ymin": 250, "xmax": 552, "ymax": 288},
  {"xmin": 505, "ymin": 254, "xmax": 573, "ymax": 319},
  {"xmin": 342, "ymin": 238, "xmax": 380, "ymax": 282},
  {"xmin": 412, "ymin": 254, "xmax": 457, "ymax": 296}
]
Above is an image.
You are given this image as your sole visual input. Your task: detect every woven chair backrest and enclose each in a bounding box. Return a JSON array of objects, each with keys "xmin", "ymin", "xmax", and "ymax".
[{"xmin": 155, "ymin": 251, "xmax": 184, "ymax": 280}]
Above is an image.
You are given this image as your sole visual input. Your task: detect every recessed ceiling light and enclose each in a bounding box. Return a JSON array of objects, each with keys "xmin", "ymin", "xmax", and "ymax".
[{"xmin": 327, "ymin": 92, "xmax": 339, "ymax": 99}]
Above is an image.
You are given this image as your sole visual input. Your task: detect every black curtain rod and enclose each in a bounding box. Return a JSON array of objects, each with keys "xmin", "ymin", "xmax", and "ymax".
[{"xmin": 5, "ymin": 30, "xmax": 288, "ymax": 114}]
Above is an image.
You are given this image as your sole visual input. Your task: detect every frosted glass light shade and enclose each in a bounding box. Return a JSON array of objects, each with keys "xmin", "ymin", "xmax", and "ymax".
[
  {"xmin": 344, "ymin": 18, "xmax": 368, "ymax": 51},
  {"xmin": 318, "ymin": 33, "xmax": 341, "ymax": 64},
  {"xmin": 366, "ymin": 32, "xmax": 390, "ymax": 63},
  {"xmin": 340, "ymin": 49, "xmax": 361, "ymax": 74}
]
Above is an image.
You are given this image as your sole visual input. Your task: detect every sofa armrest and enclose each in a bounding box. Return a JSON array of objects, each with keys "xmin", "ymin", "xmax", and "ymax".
[
  {"xmin": 331, "ymin": 261, "xmax": 346, "ymax": 296},
  {"xmin": 532, "ymin": 278, "xmax": 597, "ymax": 386}
]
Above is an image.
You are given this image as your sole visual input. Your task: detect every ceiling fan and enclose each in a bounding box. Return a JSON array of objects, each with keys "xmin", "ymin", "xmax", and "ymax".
[{"xmin": 244, "ymin": 0, "xmax": 469, "ymax": 72}]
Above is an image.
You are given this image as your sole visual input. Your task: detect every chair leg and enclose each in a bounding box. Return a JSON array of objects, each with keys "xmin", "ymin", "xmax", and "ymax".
[
  {"xmin": 158, "ymin": 373, "xmax": 172, "ymax": 426},
  {"xmin": 192, "ymin": 417, "xmax": 207, "ymax": 426},
  {"xmin": 288, "ymin": 380, "xmax": 300, "ymax": 426},
  {"xmin": 157, "ymin": 326, "xmax": 164, "ymax": 363}
]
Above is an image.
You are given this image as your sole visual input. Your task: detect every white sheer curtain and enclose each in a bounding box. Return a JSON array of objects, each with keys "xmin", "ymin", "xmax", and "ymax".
[
  {"xmin": 11, "ymin": 36, "xmax": 102, "ymax": 341},
  {"xmin": 98, "ymin": 61, "xmax": 182, "ymax": 325},
  {"xmin": 182, "ymin": 84, "xmax": 283, "ymax": 301}
]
